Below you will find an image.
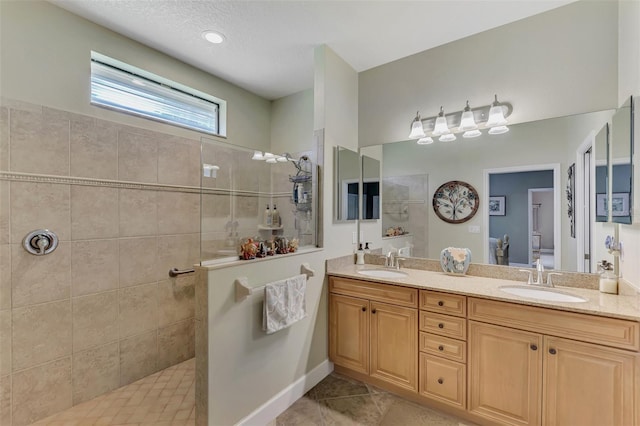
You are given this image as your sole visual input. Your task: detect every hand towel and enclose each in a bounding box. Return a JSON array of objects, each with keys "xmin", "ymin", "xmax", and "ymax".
[{"xmin": 263, "ymin": 274, "xmax": 307, "ymax": 334}]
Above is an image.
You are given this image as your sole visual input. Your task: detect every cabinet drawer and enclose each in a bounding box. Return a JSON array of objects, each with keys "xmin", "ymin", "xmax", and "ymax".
[
  {"xmin": 420, "ymin": 311, "xmax": 467, "ymax": 340},
  {"xmin": 419, "ymin": 353, "xmax": 466, "ymax": 409},
  {"xmin": 420, "ymin": 290, "xmax": 466, "ymax": 317},
  {"xmin": 419, "ymin": 332, "xmax": 467, "ymax": 363},
  {"xmin": 468, "ymin": 297, "xmax": 640, "ymax": 351},
  {"xmin": 329, "ymin": 277, "xmax": 418, "ymax": 308}
]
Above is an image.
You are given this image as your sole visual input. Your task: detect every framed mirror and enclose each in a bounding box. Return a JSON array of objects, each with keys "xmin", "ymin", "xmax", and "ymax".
[
  {"xmin": 334, "ymin": 146, "xmax": 359, "ymax": 221},
  {"xmin": 595, "ymin": 123, "xmax": 609, "ymax": 222},
  {"xmin": 610, "ymin": 96, "xmax": 634, "ymax": 224},
  {"xmin": 361, "ymin": 155, "xmax": 380, "ymax": 220}
]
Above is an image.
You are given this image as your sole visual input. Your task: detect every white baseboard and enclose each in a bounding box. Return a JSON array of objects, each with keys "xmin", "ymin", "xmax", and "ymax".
[{"xmin": 235, "ymin": 359, "xmax": 333, "ymax": 426}]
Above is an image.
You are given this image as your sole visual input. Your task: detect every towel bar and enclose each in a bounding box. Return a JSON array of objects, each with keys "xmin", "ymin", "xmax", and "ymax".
[
  {"xmin": 169, "ymin": 267, "xmax": 195, "ymax": 277},
  {"xmin": 235, "ymin": 263, "xmax": 315, "ymax": 302}
]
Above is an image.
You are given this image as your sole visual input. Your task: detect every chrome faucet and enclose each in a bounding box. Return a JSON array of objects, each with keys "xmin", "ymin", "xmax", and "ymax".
[{"xmin": 535, "ymin": 259, "xmax": 544, "ymax": 285}]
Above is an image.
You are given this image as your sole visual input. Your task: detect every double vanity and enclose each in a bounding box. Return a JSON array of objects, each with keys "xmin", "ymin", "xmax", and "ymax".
[{"xmin": 327, "ymin": 261, "xmax": 640, "ymax": 426}]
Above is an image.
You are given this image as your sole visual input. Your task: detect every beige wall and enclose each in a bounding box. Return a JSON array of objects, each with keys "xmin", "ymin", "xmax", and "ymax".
[{"xmin": 358, "ymin": 0, "xmax": 618, "ymax": 147}]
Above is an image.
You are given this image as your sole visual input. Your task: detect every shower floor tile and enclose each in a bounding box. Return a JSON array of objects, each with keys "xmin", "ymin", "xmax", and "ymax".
[{"xmin": 30, "ymin": 358, "xmax": 195, "ymax": 426}]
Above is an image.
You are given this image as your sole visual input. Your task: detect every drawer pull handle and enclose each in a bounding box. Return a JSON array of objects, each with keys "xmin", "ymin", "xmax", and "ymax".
[
  {"xmin": 437, "ymin": 301, "xmax": 444, "ymax": 306},
  {"xmin": 437, "ymin": 378, "xmax": 444, "ymax": 384},
  {"xmin": 438, "ymin": 323, "xmax": 444, "ymax": 329},
  {"xmin": 530, "ymin": 344, "xmax": 538, "ymax": 351},
  {"xmin": 361, "ymin": 306, "xmax": 366, "ymax": 312},
  {"xmin": 438, "ymin": 345, "xmax": 444, "ymax": 351},
  {"xmin": 549, "ymin": 348, "xmax": 557, "ymax": 355},
  {"xmin": 371, "ymin": 308, "xmax": 377, "ymax": 314}
]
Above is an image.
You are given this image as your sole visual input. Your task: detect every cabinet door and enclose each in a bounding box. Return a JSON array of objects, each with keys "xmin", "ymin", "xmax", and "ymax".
[
  {"xmin": 370, "ymin": 301, "xmax": 418, "ymax": 391},
  {"xmin": 329, "ymin": 294, "xmax": 369, "ymax": 374},
  {"xmin": 469, "ymin": 321, "xmax": 542, "ymax": 426},
  {"xmin": 543, "ymin": 336, "xmax": 635, "ymax": 426}
]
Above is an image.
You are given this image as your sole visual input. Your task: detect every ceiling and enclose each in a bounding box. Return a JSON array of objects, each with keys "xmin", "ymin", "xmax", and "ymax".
[{"xmin": 50, "ymin": 0, "xmax": 575, "ymax": 100}]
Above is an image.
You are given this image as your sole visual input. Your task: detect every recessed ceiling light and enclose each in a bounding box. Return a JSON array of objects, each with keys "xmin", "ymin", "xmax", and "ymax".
[{"xmin": 202, "ymin": 30, "xmax": 225, "ymax": 44}]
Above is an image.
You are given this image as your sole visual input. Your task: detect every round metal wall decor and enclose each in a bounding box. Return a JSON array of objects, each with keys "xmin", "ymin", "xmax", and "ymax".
[{"xmin": 432, "ymin": 180, "xmax": 479, "ymax": 224}]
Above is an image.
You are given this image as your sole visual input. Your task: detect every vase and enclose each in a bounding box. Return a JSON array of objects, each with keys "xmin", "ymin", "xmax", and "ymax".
[{"xmin": 440, "ymin": 247, "xmax": 471, "ymax": 275}]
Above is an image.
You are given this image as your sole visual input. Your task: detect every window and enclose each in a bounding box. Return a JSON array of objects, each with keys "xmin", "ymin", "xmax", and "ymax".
[{"xmin": 90, "ymin": 52, "xmax": 226, "ymax": 136}]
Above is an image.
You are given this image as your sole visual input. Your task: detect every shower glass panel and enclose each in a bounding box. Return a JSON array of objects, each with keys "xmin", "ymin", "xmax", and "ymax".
[{"xmin": 200, "ymin": 137, "xmax": 317, "ymax": 265}]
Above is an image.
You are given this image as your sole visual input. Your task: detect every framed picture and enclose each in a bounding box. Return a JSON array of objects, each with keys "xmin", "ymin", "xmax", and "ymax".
[
  {"xmin": 596, "ymin": 193, "xmax": 608, "ymax": 217},
  {"xmin": 611, "ymin": 192, "xmax": 630, "ymax": 217},
  {"xmin": 488, "ymin": 196, "xmax": 506, "ymax": 216}
]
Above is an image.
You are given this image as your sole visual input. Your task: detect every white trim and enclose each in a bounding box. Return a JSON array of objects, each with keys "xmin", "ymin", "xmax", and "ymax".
[
  {"xmin": 235, "ymin": 360, "xmax": 333, "ymax": 426},
  {"xmin": 575, "ymin": 132, "xmax": 595, "ymax": 272},
  {"xmin": 483, "ymin": 164, "xmax": 561, "ymax": 269}
]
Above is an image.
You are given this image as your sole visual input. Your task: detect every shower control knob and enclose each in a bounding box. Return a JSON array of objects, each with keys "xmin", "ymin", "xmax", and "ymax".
[{"xmin": 23, "ymin": 229, "xmax": 58, "ymax": 256}]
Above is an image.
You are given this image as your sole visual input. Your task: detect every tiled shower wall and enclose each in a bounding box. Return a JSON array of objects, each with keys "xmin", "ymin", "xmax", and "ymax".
[{"xmin": 0, "ymin": 99, "xmax": 199, "ymax": 426}]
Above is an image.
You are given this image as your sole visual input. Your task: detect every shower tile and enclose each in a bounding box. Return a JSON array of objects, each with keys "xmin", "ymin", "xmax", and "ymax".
[
  {"xmin": 156, "ymin": 233, "xmax": 200, "ymax": 281},
  {"xmin": 201, "ymin": 142, "xmax": 233, "ymax": 189},
  {"xmin": 194, "ymin": 269, "xmax": 208, "ymax": 321},
  {"xmin": 12, "ymin": 299, "xmax": 72, "ymax": 371},
  {"xmin": 0, "ymin": 106, "xmax": 8, "ymax": 171},
  {"xmin": 10, "ymin": 181, "xmax": 70, "ymax": 244},
  {"xmin": 119, "ymin": 330, "xmax": 158, "ymax": 386},
  {"xmin": 157, "ymin": 191, "xmax": 200, "ymax": 235},
  {"xmin": 233, "ymin": 150, "xmax": 260, "ymax": 192},
  {"xmin": 119, "ymin": 236, "xmax": 158, "ymax": 287},
  {"xmin": 119, "ymin": 283, "xmax": 158, "ymax": 338},
  {"xmin": 158, "ymin": 277, "xmax": 195, "ymax": 327},
  {"xmin": 235, "ymin": 194, "xmax": 259, "ymax": 218},
  {"xmin": 158, "ymin": 318, "xmax": 195, "ymax": 370},
  {"xmin": 71, "ymin": 239, "xmax": 119, "ymax": 296},
  {"xmin": 118, "ymin": 129, "xmax": 158, "ymax": 183},
  {"xmin": 72, "ymin": 342, "xmax": 119, "ymax": 405},
  {"xmin": 11, "ymin": 242, "xmax": 70, "ymax": 307},
  {"xmin": 119, "ymin": 188, "xmax": 157, "ymax": 237},
  {"xmin": 72, "ymin": 291, "xmax": 118, "ymax": 353},
  {"xmin": 0, "ymin": 374, "xmax": 10, "ymax": 426},
  {"xmin": 71, "ymin": 185, "xmax": 119, "ymax": 240},
  {"xmin": 0, "ymin": 181, "xmax": 8, "ymax": 245},
  {"xmin": 0, "ymin": 310, "xmax": 10, "ymax": 376},
  {"xmin": 10, "ymin": 107, "xmax": 70, "ymax": 176},
  {"xmin": 0, "ymin": 244, "xmax": 10, "ymax": 310},
  {"xmin": 201, "ymin": 193, "xmax": 231, "ymax": 233},
  {"xmin": 158, "ymin": 136, "xmax": 200, "ymax": 187},
  {"xmin": 12, "ymin": 357, "xmax": 72, "ymax": 426},
  {"xmin": 70, "ymin": 115, "xmax": 118, "ymax": 180}
]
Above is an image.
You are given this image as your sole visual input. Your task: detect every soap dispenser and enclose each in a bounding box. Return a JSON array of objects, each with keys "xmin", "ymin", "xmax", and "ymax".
[
  {"xmin": 598, "ymin": 260, "xmax": 618, "ymax": 294},
  {"xmin": 356, "ymin": 243, "xmax": 365, "ymax": 265}
]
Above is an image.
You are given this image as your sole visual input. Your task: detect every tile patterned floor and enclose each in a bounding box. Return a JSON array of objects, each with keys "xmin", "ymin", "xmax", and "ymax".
[
  {"xmin": 276, "ymin": 373, "xmax": 474, "ymax": 426},
  {"xmin": 30, "ymin": 358, "xmax": 195, "ymax": 426},
  {"xmin": 30, "ymin": 359, "xmax": 470, "ymax": 426}
]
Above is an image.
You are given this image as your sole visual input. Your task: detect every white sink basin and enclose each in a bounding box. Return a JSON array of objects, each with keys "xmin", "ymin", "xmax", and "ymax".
[
  {"xmin": 499, "ymin": 285, "xmax": 588, "ymax": 303},
  {"xmin": 358, "ymin": 269, "xmax": 409, "ymax": 279}
]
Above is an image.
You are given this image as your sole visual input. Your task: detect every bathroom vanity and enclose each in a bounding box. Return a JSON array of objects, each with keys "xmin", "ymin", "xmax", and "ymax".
[{"xmin": 327, "ymin": 265, "xmax": 640, "ymax": 426}]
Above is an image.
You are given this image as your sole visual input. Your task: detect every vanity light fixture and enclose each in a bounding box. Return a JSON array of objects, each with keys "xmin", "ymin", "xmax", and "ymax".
[
  {"xmin": 251, "ymin": 151, "xmax": 265, "ymax": 160},
  {"xmin": 250, "ymin": 151, "xmax": 294, "ymax": 164},
  {"xmin": 408, "ymin": 112, "xmax": 426, "ymax": 139},
  {"xmin": 407, "ymin": 95, "xmax": 512, "ymax": 144}
]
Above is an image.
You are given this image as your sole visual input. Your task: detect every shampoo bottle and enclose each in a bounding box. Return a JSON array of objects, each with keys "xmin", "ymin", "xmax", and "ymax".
[
  {"xmin": 272, "ymin": 204, "xmax": 280, "ymax": 227},
  {"xmin": 264, "ymin": 204, "xmax": 272, "ymax": 227}
]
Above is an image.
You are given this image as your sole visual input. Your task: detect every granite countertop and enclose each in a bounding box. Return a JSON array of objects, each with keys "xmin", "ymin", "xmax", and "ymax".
[{"xmin": 328, "ymin": 264, "xmax": 640, "ymax": 321}]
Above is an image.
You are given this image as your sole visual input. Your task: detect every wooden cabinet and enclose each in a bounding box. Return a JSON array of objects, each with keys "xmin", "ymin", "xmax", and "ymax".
[
  {"xmin": 469, "ymin": 298, "xmax": 639, "ymax": 426},
  {"xmin": 543, "ymin": 336, "xmax": 635, "ymax": 426},
  {"xmin": 419, "ymin": 290, "xmax": 468, "ymax": 409},
  {"xmin": 468, "ymin": 321, "xmax": 542, "ymax": 426},
  {"xmin": 329, "ymin": 277, "xmax": 418, "ymax": 391}
]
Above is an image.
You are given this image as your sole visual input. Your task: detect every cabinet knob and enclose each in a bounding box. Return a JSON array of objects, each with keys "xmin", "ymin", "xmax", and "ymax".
[
  {"xmin": 361, "ymin": 306, "xmax": 366, "ymax": 312},
  {"xmin": 438, "ymin": 323, "xmax": 444, "ymax": 329},
  {"xmin": 371, "ymin": 308, "xmax": 377, "ymax": 314},
  {"xmin": 437, "ymin": 301, "xmax": 444, "ymax": 306},
  {"xmin": 530, "ymin": 344, "xmax": 538, "ymax": 351},
  {"xmin": 438, "ymin": 345, "xmax": 444, "ymax": 351},
  {"xmin": 437, "ymin": 378, "xmax": 444, "ymax": 384},
  {"xmin": 549, "ymin": 348, "xmax": 557, "ymax": 355}
]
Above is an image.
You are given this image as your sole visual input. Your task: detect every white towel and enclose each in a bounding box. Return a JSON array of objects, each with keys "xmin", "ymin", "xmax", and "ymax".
[{"xmin": 263, "ymin": 274, "xmax": 307, "ymax": 334}]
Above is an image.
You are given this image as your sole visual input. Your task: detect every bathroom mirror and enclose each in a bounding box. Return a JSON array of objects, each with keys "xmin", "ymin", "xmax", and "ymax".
[
  {"xmin": 595, "ymin": 123, "xmax": 609, "ymax": 222},
  {"xmin": 610, "ymin": 96, "xmax": 634, "ymax": 224},
  {"xmin": 334, "ymin": 146, "xmax": 360, "ymax": 221},
  {"xmin": 361, "ymin": 155, "xmax": 380, "ymax": 220},
  {"xmin": 374, "ymin": 108, "xmax": 616, "ymax": 272}
]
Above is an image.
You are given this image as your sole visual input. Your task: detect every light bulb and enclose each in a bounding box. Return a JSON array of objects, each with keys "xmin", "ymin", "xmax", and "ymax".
[{"xmin": 408, "ymin": 111, "xmax": 426, "ymax": 139}]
